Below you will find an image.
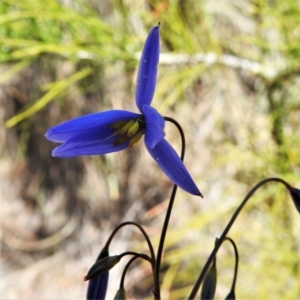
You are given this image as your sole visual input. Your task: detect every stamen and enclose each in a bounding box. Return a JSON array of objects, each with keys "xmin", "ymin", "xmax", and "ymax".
[
  {"xmin": 127, "ymin": 121, "xmax": 140, "ymax": 137},
  {"xmin": 108, "ymin": 120, "xmax": 127, "ymax": 129},
  {"xmin": 106, "ymin": 119, "xmax": 136, "ymax": 140},
  {"xmin": 119, "ymin": 120, "xmax": 135, "ymax": 134},
  {"xmin": 129, "ymin": 131, "xmax": 144, "ymax": 149},
  {"xmin": 108, "ymin": 118, "xmax": 145, "ymax": 148}
]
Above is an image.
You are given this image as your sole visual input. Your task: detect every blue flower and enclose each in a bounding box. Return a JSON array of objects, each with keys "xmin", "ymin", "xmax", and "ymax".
[{"xmin": 45, "ymin": 25, "xmax": 202, "ymax": 197}]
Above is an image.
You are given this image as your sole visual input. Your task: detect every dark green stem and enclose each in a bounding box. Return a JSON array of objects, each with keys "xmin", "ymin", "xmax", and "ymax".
[
  {"xmin": 153, "ymin": 116, "xmax": 186, "ymax": 299},
  {"xmin": 120, "ymin": 256, "xmax": 140, "ymax": 289},
  {"xmin": 104, "ymin": 221, "xmax": 155, "ymax": 267},
  {"xmin": 120, "ymin": 251, "xmax": 152, "ymax": 263},
  {"xmin": 224, "ymin": 237, "xmax": 239, "ymax": 295}
]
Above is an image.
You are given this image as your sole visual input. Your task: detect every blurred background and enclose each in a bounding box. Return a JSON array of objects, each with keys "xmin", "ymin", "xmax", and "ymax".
[{"xmin": 1, "ymin": 0, "xmax": 300, "ymax": 298}]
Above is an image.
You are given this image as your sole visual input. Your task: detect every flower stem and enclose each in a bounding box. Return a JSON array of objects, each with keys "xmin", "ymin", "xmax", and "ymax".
[
  {"xmin": 188, "ymin": 177, "xmax": 292, "ymax": 299},
  {"xmin": 120, "ymin": 256, "xmax": 140, "ymax": 289},
  {"xmin": 223, "ymin": 237, "xmax": 239, "ymax": 296},
  {"xmin": 153, "ymin": 117, "xmax": 186, "ymax": 299},
  {"xmin": 119, "ymin": 251, "xmax": 152, "ymax": 263},
  {"xmin": 104, "ymin": 221, "xmax": 155, "ymax": 267}
]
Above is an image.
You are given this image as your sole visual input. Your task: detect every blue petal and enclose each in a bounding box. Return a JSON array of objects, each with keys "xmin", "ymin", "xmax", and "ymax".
[
  {"xmin": 143, "ymin": 104, "xmax": 165, "ymax": 149},
  {"xmin": 52, "ymin": 130, "xmax": 130, "ymax": 157},
  {"xmin": 135, "ymin": 26, "xmax": 160, "ymax": 112},
  {"xmin": 87, "ymin": 272, "xmax": 109, "ymax": 300},
  {"xmin": 45, "ymin": 110, "xmax": 140, "ymax": 143},
  {"xmin": 145, "ymin": 138, "xmax": 202, "ymax": 196}
]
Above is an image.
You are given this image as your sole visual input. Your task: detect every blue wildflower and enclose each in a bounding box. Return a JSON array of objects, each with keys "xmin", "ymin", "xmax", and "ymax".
[{"xmin": 45, "ymin": 25, "xmax": 202, "ymax": 197}]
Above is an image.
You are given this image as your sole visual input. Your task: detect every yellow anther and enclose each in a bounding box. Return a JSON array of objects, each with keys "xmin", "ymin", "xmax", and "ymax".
[
  {"xmin": 107, "ymin": 119, "xmax": 141, "ymax": 142},
  {"xmin": 129, "ymin": 131, "xmax": 144, "ymax": 149},
  {"xmin": 127, "ymin": 121, "xmax": 140, "ymax": 137},
  {"xmin": 108, "ymin": 120, "xmax": 127, "ymax": 130},
  {"xmin": 119, "ymin": 120, "xmax": 135, "ymax": 134}
]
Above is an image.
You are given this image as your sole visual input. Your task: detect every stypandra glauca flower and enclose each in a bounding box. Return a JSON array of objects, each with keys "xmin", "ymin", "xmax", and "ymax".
[{"xmin": 45, "ymin": 25, "xmax": 202, "ymax": 197}]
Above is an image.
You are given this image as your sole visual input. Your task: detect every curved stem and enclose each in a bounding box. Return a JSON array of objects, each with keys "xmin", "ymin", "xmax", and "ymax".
[
  {"xmin": 163, "ymin": 117, "xmax": 186, "ymax": 161},
  {"xmin": 188, "ymin": 177, "xmax": 291, "ymax": 299},
  {"xmin": 104, "ymin": 221, "xmax": 155, "ymax": 266},
  {"xmin": 153, "ymin": 116, "xmax": 186, "ymax": 299},
  {"xmin": 120, "ymin": 256, "xmax": 140, "ymax": 289},
  {"xmin": 224, "ymin": 237, "xmax": 239, "ymax": 294},
  {"xmin": 120, "ymin": 251, "xmax": 152, "ymax": 264}
]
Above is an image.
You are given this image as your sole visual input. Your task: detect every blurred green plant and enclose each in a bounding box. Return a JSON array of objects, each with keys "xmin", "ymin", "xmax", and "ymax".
[{"xmin": 1, "ymin": 0, "xmax": 137, "ymax": 128}]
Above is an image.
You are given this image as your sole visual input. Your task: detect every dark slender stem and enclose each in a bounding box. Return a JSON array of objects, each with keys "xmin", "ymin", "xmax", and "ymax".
[
  {"xmin": 153, "ymin": 116, "xmax": 186, "ymax": 299},
  {"xmin": 163, "ymin": 117, "xmax": 186, "ymax": 161},
  {"xmin": 188, "ymin": 177, "xmax": 291, "ymax": 299},
  {"xmin": 120, "ymin": 251, "xmax": 152, "ymax": 263},
  {"xmin": 224, "ymin": 237, "xmax": 239, "ymax": 294},
  {"xmin": 104, "ymin": 221, "xmax": 155, "ymax": 266},
  {"xmin": 120, "ymin": 256, "xmax": 140, "ymax": 289}
]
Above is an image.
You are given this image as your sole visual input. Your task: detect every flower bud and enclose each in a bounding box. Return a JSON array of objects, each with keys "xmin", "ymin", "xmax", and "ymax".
[
  {"xmin": 84, "ymin": 255, "xmax": 121, "ymax": 281},
  {"xmin": 225, "ymin": 290, "xmax": 236, "ymax": 300},
  {"xmin": 200, "ymin": 261, "xmax": 217, "ymax": 300},
  {"xmin": 113, "ymin": 288, "xmax": 126, "ymax": 300},
  {"xmin": 290, "ymin": 187, "xmax": 300, "ymax": 214},
  {"xmin": 87, "ymin": 248, "xmax": 110, "ymax": 300},
  {"xmin": 87, "ymin": 272, "xmax": 109, "ymax": 300}
]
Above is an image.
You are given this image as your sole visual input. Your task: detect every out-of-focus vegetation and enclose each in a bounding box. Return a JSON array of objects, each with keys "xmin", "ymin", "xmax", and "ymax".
[{"xmin": 1, "ymin": 0, "xmax": 300, "ymax": 298}]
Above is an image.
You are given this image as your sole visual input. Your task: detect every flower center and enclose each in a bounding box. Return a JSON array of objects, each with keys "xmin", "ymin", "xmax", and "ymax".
[{"xmin": 108, "ymin": 118, "xmax": 145, "ymax": 148}]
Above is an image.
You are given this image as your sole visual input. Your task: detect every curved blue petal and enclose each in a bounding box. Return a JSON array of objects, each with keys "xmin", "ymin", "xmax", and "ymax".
[
  {"xmin": 45, "ymin": 110, "xmax": 141, "ymax": 143},
  {"xmin": 143, "ymin": 105, "xmax": 165, "ymax": 149},
  {"xmin": 145, "ymin": 138, "xmax": 202, "ymax": 196},
  {"xmin": 135, "ymin": 26, "xmax": 160, "ymax": 112},
  {"xmin": 52, "ymin": 128, "xmax": 131, "ymax": 157}
]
